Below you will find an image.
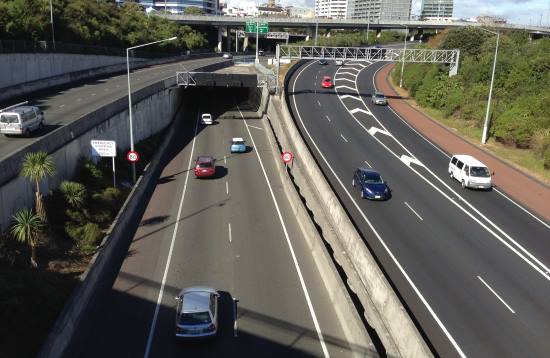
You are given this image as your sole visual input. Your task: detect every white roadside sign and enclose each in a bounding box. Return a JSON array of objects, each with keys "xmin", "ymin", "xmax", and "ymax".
[{"xmin": 91, "ymin": 140, "xmax": 116, "ymax": 157}]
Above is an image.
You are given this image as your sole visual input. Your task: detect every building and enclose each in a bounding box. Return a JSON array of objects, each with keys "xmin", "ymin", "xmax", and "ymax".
[
  {"xmin": 331, "ymin": 0, "xmax": 410, "ymax": 21},
  {"xmin": 476, "ymin": 15, "xmax": 507, "ymax": 25},
  {"xmin": 257, "ymin": 6, "xmax": 287, "ymax": 17},
  {"xmin": 420, "ymin": 0, "xmax": 453, "ymax": 19},
  {"xmin": 286, "ymin": 6, "xmax": 315, "ymax": 18},
  {"xmin": 316, "ymin": 0, "xmax": 348, "ymax": 19},
  {"xmin": 116, "ymin": 0, "xmax": 220, "ymax": 15}
]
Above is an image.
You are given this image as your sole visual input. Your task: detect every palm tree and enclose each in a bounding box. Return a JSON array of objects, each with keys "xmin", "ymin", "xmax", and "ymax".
[
  {"xmin": 59, "ymin": 181, "xmax": 87, "ymax": 208},
  {"xmin": 10, "ymin": 208, "xmax": 44, "ymax": 268},
  {"xmin": 20, "ymin": 151, "xmax": 55, "ymax": 223}
]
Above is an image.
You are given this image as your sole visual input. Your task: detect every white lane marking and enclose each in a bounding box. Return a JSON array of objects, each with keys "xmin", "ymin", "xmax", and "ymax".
[
  {"xmin": 76, "ymin": 98, "xmax": 82, "ymax": 102},
  {"xmin": 336, "ymin": 77, "xmax": 355, "ymax": 84},
  {"xmin": 226, "ymin": 181, "xmax": 229, "ymax": 195},
  {"xmin": 233, "ymin": 298, "xmax": 239, "ymax": 337},
  {"xmin": 338, "ymin": 71, "xmax": 358, "ymax": 77},
  {"xmin": 336, "ymin": 85, "xmax": 356, "ymax": 91},
  {"xmin": 59, "ymin": 105, "xmax": 65, "ymax": 108},
  {"xmin": 228, "ymin": 223, "xmax": 232, "ymax": 243},
  {"xmin": 317, "ymin": 100, "xmax": 321, "ymax": 107},
  {"xmin": 368, "ymin": 127, "xmax": 391, "ymax": 137},
  {"xmin": 350, "ymin": 108, "xmax": 371, "ymax": 115},
  {"xmin": 340, "ymin": 95, "xmax": 362, "ymax": 101},
  {"xmin": 364, "ymin": 160, "xmax": 372, "ymax": 168},
  {"xmin": 372, "ymin": 67, "xmax": 550, "ymax": 230},
  {"xmin": 477, "ymin": 276, "xmax": 516, "ymax": 314},
  {"xmin": 356, "ymin": 66, "xmax": 550, "ymax": 279},
  {"xmin": 224, "ymin": 155, "xmax": 227, "ymax": 165},
  {"xmin": 143, "ymin": 116, "xmax": 199, "ymax": 358},
  {"xmin": 247, "ymin": 124, "xmax": 263, "ymax": 130},
  {"xmin": 401, "ymin": 155, "xmax": 425, "ymax": 167},
  {"xmin": 346, "ymin": 63, "xmax": 367, "ymax": 68},
  {"xmin": 340, "ymin": 134, "xmax": 349, "ymax": 143},
  {"xmin": 292, "ymin": 60, "xmax": 467, "ymax": 358},
  {"xmin": 91, "ymin": 93, "xmax": 96, "ymax": 96},
  {"xmin": 325, "ymin": 115, "xmax": 331, "ymax": 122},
  {"xmin": 404, "ymin": 202, "xmax": 424, "ymax": 221},
  {"xmin": 238, "ymin": 104, "xmax": 330, "ymax": 358}
]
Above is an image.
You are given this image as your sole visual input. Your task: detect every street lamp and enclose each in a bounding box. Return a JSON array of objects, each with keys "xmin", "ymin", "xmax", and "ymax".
[
  {"xmin": 49, "ymin": 0, "xmax": 56, "ymax": 50},
  {"xmin": 478, "ymin": 27, "xmax": 500, "ymax": 144},
  {"xmin": 126, "ymin": 36, "xmax": 177, "ymax": 183},
  {"xmin": 255, "ymin": 3, "xmax": 260, "ymax": 63},
  {"xmin": 399, "ymin": 25, "xmax": 408, "ymax": 88}
]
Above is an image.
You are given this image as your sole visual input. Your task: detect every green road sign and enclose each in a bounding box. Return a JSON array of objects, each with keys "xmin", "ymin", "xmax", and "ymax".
[{"xmin": 245, "ymin": 21, "xmax": 269, "ymax": 34}]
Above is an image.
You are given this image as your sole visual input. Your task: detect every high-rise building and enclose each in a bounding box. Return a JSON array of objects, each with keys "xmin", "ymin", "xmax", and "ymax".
[
  {"xmin": 344, "ymin": 0, "xmax": 411, "ymax": 21},
  {"xmin": 420, "ymin": 0, "xmax": 453, "ymax": 19},
  {"xmin": 116, "ymin": 0, "xmax": 219, "ymax": 15},
  {"xmin": 316, "ymin": 0, "xmax": 348, "ymax": 19}
]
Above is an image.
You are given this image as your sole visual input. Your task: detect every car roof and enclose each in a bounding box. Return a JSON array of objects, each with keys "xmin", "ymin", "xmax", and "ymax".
[
  {"xmin": 232, "ymin": 137, "xmax": 245, "ymax": 142},
  {"xmin": 0, "ymin": 106, "xmax": 36, "ymax": 114},
  {"xmin": 358, "ymin": 168, "xmax": 380, "ymax": 175},
  {"xmin": 196, "ymin": 155, "xmax": 214, "ymax": 163},
  {"xmin": 374, "ymin": 91, "xmax": 385, "ymax": 96},
  {"xmin": 323, "ymin": 76, "xmax": 331, "ymax": 80},
  {"xmin": 201, "ymin": 113, "xmax": 211, "ymax": 117},
  {"xmin": 452, "ymin": 154, "xmax": 487, "ymax": 167}
]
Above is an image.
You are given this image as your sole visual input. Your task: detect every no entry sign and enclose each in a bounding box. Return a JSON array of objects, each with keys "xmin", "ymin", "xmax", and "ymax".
[
  {"xmin": 282, "ymin": 151, "xmax": 293, "ymax": 164},
  {"xmin": 127, "ymin": 151, "xmax": 139, "ymax": 163}
]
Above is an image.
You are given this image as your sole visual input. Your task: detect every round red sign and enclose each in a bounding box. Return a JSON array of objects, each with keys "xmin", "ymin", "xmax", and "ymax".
[
  {"xmin": 127, "ymin": 151, "xmax": 139, "ymax": 163},
  {"xmin": 282, "ymin": 151, "xmax": 293, "ymax": 164}
]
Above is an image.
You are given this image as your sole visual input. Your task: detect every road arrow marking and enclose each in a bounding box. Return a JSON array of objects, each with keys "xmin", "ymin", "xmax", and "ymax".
[
  {"xmin": 340, "ymin": 95, "xmax": 362, "ymax": 101},
  {"xmin": 368, "ymin": 126, "xmax": 391, "ymax": 137},
  {"xmin": 400, "ymin": 154, "xmax": 425, "ymax": 167},
  {"xmin": 350, "ymin": 108, "xmax": 371, "ymax": 115}
]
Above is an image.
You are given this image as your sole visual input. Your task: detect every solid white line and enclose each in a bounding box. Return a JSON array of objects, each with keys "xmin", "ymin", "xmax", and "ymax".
[
  {"xmin": 59, "ymin": 105, "xmax": 65, "ymax": 108},
  {"xmin": 224, "ymin": 155, "xmax": 227, "ymax": 165},
  {"xmin": 350, "ymin": 63, "xmax": 550, "ymax": 280},
  {"xmin": 336, "ymin": 85, "xmax": 356, "ymax": 91},
  {"xmin": 226, "ymin": 181, "xmax": 229, "ymax": 195},
  {"xmin": 404, "ymin": 202, "xmax": 424, "ymax": 221},
  {"xmin": 91, "ymin": 93, "xmax": 96, "ymax": 96},
  {"xmin": 76, "ymin": 98, "xmax": 82, "ymax": 102},
  {"xmin": 340, "ymin": 134, "xmax": 349, "ymax": 143},
  {"xmin": 364, "ymin": 160, "xmax": 372, "ymax": 168},
  {"xmin": 477, "ymin": 276, "xmax": 516, "ymax": 314},
  {"xmin": 248, "ymin": 124, "xmax": 263, "ymax": 130},
  {"xmin": 238, "ymin": 104, "xmax": 330, "ymax": 358},
  {"xmin": 350, "ymin": 108, "xmax": 371, "ymax": 115},
  {"xmin": 338, "ymin": 71, "xmax": 358, "ymax": 77},
  {"xmin": 293, "ymin": 61, "xmax": 466, "ymax": 358},
  {"xmin": 228, "ymin": 223, "xmax": 232, "ymax": 243},
  {"xmin": 325, "ymin": 115, "xmax": 331, "ymax": 122},
  {"xmin": 143, "ymin": 116, "xmax": 199, "ymax": 358},
  {"xmin": 317, "ymin": 100, "xmax": 321, "ymax": 107},
  {"xmin": 340, "ymin": 95, "xmax": 362, "ymax": 101},
  {"xmin": 336, "ymin": 77, "xmax": 355, "ymax": 84}
]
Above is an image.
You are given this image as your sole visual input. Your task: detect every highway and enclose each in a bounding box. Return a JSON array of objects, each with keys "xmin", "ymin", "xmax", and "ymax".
[
  {"xmin": 78, "ymin": 88, "xmax": 368, "ymax": 357},
  {"xmin": 287, "ymin": 60, "xmax": 550, "ymax": 357},
  {"xmin": 0, "ymin": 56, "xmax": 226, "ymax": 162}
]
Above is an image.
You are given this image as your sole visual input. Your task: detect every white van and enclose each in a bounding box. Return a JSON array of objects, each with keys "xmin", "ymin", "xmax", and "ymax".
[
  {"xmin": 201, "ymin": 113, "xmax": 213, "ymax": 125},
  {"xmin": 0, "ymin": 105, "xmax": 44, "ymax": 137},
  {"xmin": 448, "ymin": 154, "xmax": 492, "ymax": 190}
]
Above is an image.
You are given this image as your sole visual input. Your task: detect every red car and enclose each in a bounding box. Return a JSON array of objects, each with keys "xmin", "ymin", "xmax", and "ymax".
[
  {"xmin": 194, "ymin": 155, "xmax": 216, "ymax": 178},
  {"xmin": 321, "ymin": 76, "xmax": 333, "ymax": 88}
]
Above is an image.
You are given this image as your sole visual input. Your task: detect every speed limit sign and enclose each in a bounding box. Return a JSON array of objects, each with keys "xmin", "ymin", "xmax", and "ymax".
[
  {"xmin": 282, "ymin": 151, "xmax": 293, "ymax": 164},
  {"xmin": 127, "ymin": 150, "xmax": 139, "ymax": 163}
]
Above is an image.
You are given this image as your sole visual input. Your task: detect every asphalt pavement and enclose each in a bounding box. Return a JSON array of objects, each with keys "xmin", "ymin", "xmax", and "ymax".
[
  {"xmin": 287, "ymin": 60, "xmax": 550, "ymax": 357},
  {"xmin": 78, "ymin": 88, "xmax": 367, "ymax": 357}
]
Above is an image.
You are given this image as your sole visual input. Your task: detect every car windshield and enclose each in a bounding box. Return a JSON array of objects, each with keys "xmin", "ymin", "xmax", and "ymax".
[
  {"xmin": 0, "ymin": 114, "xmax": 19, "ymax": 124},
  {"xmin": 375, "ymin": 94, "xmax": 385, "ymax": 99},
  {"xmin": 470, "ymin": 166, "xmax": 490, "ymax": 177},
  {"xmin": 179, "ymin": 311, "xmax": 211, "ymax": 325},
  {"xmin": 363, "ymin": 172, "xmax": 383, "ymax": 184},
  {"xmin": 198, "ymin": 162, "xmax": 213, "ymax": 168},
  {"xmin": 233, "ymin": 141, "xmax": 245, "ymax": 146}
]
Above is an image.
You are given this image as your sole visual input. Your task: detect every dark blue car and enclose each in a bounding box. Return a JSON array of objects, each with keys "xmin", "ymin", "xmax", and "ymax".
[{"xmin": 352, "ymin": 168, "xmax": 390, "ymax": 200}]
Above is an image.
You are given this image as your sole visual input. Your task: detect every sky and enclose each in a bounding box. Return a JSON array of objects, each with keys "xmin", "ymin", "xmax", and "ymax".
[{"xmin": 225, "ymin": 0, "xmax": 550, "ymax": 26}]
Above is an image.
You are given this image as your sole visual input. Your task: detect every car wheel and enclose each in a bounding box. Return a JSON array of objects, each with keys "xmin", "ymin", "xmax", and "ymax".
[
  {"xmin": 461, "ymin": 180, "xmax": 466, "ymax": 189},
  {"xmin": 352, "ymin": 178, "xmax": 355, "ymax": 187}
]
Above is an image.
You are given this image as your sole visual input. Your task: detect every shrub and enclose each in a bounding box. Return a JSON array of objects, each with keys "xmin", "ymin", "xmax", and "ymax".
[
  {"xmin": 74, "ymin": 157, "xmax": 103, "ymax": 189},
  {"xmin": 544, "ymin": 147, "xmax": 550, "ymax": 170},
  {"xmin": 77, "ymin": 223, "xmax": 103, "ymax": 256},
  {"xmin": 59, "ymin": 181, "xmax": 87, "ymax": 208},
  {"xmin": 492, "ymin": 107, "xmax": 538, "ymax": 148}
]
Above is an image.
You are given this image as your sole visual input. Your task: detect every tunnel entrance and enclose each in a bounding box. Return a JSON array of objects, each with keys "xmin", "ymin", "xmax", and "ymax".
[{"xmin": 184, "ymin": 87, "xmax": 263, "ymax": 120}]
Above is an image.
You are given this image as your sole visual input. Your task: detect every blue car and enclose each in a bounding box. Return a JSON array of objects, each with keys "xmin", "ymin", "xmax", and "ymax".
[
  {"xmin": 230, "ymin": 138, "xmax": 246, "ymax": 153},
  {"xmin": 352, "ymin": 168, "xmax": 390, "ymax": 200}
]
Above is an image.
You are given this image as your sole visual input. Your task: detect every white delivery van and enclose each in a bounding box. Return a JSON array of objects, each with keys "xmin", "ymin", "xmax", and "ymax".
[
  {"xmin": 0, "ymin": 105, "xmax": 44, "ymax": 137},
  {"xmin": 448, "ymin": 154, "xmax": 492, "ymax": 190},
  {"xmin": 201, "ymin": 113, "xmax": 213, "ymax": 125}
]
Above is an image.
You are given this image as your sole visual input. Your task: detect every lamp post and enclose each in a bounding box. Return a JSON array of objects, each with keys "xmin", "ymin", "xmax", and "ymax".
[
  {"xmin": 255, "ymin": 4, "xmax": 260, "ymax": 63},
  {"xmin": 399, "ymin": 25, "xmax": 408, "ymax": 88},
  {"xmin": 49, "ymin": 0, "xmax": 56, "ymax": 50},
  {"xmin": 126, "ymin": 36, "xmax": 177, "ymax": 183},
  {"xmin": 366, "ymin": 9, "xmax": 370, "ymax": 44},
  {"xmin": 478, "ymin": 27, "xmax": 500, "ymax": 144}
]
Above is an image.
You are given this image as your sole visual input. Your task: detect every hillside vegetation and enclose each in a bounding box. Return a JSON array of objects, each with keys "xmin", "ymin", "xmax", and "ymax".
[
  {"xmin": 298, "ymin": 30, "xmax": 404, "ymax": 47},
  {"xmin": 393, "ymin": 28, "xmax": 550, "ymax": 171},
  {"xmin": 0, "ymin": 0, "xmax": 207, "ymax": 50}
]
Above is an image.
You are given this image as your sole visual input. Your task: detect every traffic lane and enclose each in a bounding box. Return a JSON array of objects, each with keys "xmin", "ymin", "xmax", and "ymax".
[
  {"xmin": 79, "ymin": 100, "xmax": 202, "ymax": 358},
  {"xmin": 148, "ymin": 105, "xmax": 352, "ymax": 356},
  {"xmin": 356, "ymin": 62, "xmax": 550, "ymax": 272},
  {"xmin": 0, "ymin": 57, "xmax": 225, "ymax": 160},
  {"xmin": 289, "ymin": 64, "xmax": 550, "ymax": 356}
]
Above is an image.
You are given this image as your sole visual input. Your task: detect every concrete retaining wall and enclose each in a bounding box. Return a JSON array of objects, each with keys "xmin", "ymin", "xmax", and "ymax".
[
  {"xmin": 264, "ymin": 61, "xmax": 433, "ymax": 357},
  {"xmin": 0, "ymin": 52, "xmax": 218, "ymax": 103},
  {"xmin": 0, "ymin": 60, "xmax": 232, "ymax": 232}
]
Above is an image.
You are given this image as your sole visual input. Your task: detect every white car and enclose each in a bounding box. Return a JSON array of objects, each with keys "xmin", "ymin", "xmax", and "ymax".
[
  {"xmin": 335, "ymin": 59, "xmax": 344, "ymax": 66},
  {"xmin": 201, "ymin": 113, "xmax": 213, "ymax": 125},
  {"xmin": 175, "ymin": 286, "xmax": 219, "ymax": 339},
  {"xmin": 0, "ymin": 104, "xmax": 44, "ymax": 137}
]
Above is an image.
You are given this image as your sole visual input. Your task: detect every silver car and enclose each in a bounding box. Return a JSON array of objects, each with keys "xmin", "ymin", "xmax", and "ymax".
[
  {"xmin": 175, "ymin": 286, "xmax": 219, "ymax": 339},
  {"xmin": 371, "ymin": 92, "xmax": 388, "ymax": 105}
]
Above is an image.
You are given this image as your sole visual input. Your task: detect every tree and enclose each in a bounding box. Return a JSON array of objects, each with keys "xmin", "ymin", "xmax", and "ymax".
[
  {"xmin": 20, "ymin": 151, "xmax": 56, "ymax": 223},
  {"xmin": 10, "ymin": 208, "xmax": 44, "ymax": 268},
  {"xmin": 59, "ymin": 181, "xmax": 87, "ymax": 208},
  {"xmin": 184, "ymin": 6, "xmax": 204, "ymax": 15}
]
